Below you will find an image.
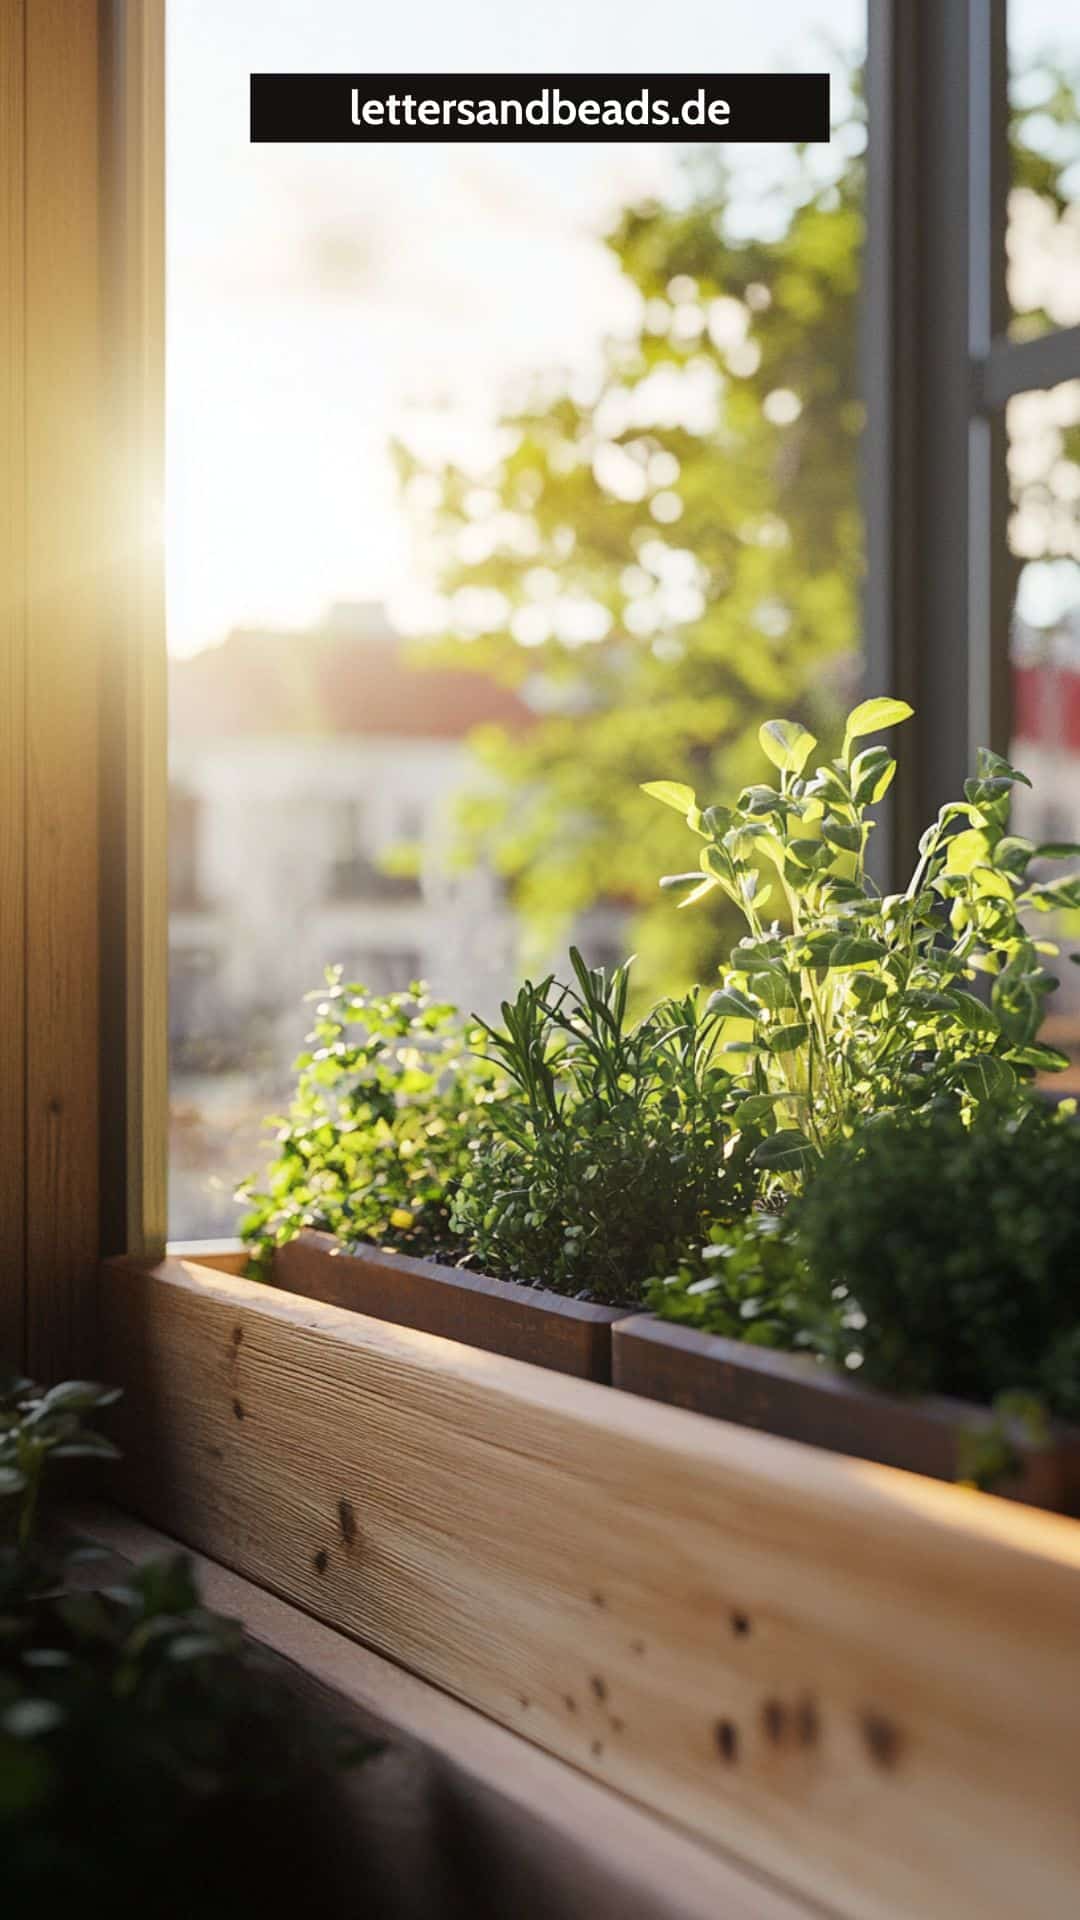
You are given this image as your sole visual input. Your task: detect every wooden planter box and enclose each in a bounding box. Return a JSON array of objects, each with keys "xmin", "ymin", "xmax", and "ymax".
[
  {"xmin": 101, "ymin": 1253, "xmax": 1080, "ymax": 1920},
  {"xmin": 271, "ymin": 1230, "xmax": 622, "ymax": 1383},
  {"xmin": 612, "ymin": 1316, "xmax": 1080, "ymax": 1514}
]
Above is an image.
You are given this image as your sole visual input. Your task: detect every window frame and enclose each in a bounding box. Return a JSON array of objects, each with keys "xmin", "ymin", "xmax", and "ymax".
[
  {"xmin": 864, "ymin": 0, "xmax": 1080, "ymax": 882},
  {"xmin": 6, "ymin": 10, "xmax": 1080, "ymax": 1912}
]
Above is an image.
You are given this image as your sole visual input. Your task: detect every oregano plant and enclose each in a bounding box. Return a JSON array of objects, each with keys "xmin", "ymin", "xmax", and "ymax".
[
  {"xmin": 645, "ymin": 698, "xmax": 1075, "ymax": 1189},
  {"xmin": 239, "ymin": 971, "xmax": 503, "ymax": 1271}
]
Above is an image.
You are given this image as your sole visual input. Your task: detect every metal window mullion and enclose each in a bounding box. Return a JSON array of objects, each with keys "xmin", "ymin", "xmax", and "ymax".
[
  {"xmin": 864, "ymin": 1, "xmax": 1014, "ymax": 885},
  {"xmin": 967, "ymin": 0, "xmax": 1010, "ymax": 760}
]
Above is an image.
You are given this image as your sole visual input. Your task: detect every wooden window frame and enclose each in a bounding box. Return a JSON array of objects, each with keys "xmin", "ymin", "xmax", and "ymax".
[{"xmin": 4, "ymin": 6, "xmax": 1080, "ymax": 1914}]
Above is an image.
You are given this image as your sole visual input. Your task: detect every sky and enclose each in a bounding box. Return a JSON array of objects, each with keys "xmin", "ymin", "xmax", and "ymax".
[
  {"xmin": 166, "ymin": 0, "xmax": 1076, "ymax": 659},
  {"xmin": 165, "ymin": 0, "xmax": 866, "ymax": 656}
]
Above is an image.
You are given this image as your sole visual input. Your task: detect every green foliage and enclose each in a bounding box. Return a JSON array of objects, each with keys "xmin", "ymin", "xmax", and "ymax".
[
  {"xmin": 0, "ymin": 1376, "xmax": 120, "ymax": 1556},
  {"xmin": 648, "ymin": 704, "xmax": 1071, "ymax": 1190},
  {"xmin": 793, "ymin": 1099, "xmax": 1080, "ymax": 1421},
  {"xmin": 240, "ymin": 969, "xmax": 502, "ymax": 1269},
  {"xmin": 393, "ymin": 76, "xmax": 1078, "ymax": 999},
  {"xmin": 645, "ymin": 1211, "xmax": 813, "ymax": 1348},
  {"xmin": 450, "ymin": 948, "xmax": 756, "ymax": 1304},
  {"xmin": 396, "ymin": 130, "xmax": 865, "ymax": 995},
  {"xmin": 0, "ymin": 1379, "xmax": 374, "ymax": 1910}
]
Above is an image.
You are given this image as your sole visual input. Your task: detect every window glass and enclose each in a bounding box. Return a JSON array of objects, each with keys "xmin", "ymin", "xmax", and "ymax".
[
  {"xmin": 1008, "ymin": 377, "xmax": 1080, "ymax": 1080},
  {"xmin": 1008, "ymin": 1, "xmax": 1080, "ymax": 339},
  {"xmin": 167, "ymin": 0, "xmax": 866, "ymax": 1239}
]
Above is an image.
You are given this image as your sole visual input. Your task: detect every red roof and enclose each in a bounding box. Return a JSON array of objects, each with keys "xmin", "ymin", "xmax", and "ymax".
[
  {"xmin": 170, "ymin": 605, "xmax": 532, "ymax": 742},
  {"xmin": 1013, "ymin": 662, "xmax": 1080, "ymax": 754}
]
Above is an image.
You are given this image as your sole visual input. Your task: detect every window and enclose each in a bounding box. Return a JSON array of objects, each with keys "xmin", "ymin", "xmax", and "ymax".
[
  {"xmin": 864, "ymin": 0, "xmax": 1080, "ymax": 880},
  {"xmin": 166, "ymin": 0, "xmax": 867, "ymax": 1241},
  {"xmin": 1008, "ymin": 0, "xmax": 1080, "ymax": 340}
]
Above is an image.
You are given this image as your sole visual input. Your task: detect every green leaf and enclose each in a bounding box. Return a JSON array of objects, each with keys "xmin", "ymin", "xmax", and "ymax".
[
  {"xmin": 750, "ymin": 1129, "xmax": 815, "ymax": 1173},
  {"xmin": 733, "ymin": 1092, "xmax": 784, "ymax": 1125},
  {"xmin": 943, "ymin": 828, "xmax": 989, "ymax": 876},
  {"xmin": 39, "ymin": 1381, "xmax": 121, "ymax": 1415},
  {"xmin": 842, "ymin": 697, "xmax": 914, "ymax": 756},
  {"xmin": 641, "ymin": 780, "xmax": 696, "ymax": 816},
  {"xmin": 821, "ymin": 813, "xmax": 861, "ymax": 853},
  {"xmin": 706, "ymin": 987, "xmax": 761, "ymax": 1022},
  {"xmin": 948, "ymin": 992, "xmax": 999, "ymax": 1037},
  {"xmin": 765, "ymin": 1022, "xmax": 809, "ymax": 1055},
  {"xmin": 1032, "ymin": 877, "xmax": 1080, "ymax": 911},
  {"xmin": 749, "ymin": 969, "xmax": 796, "ymax": 1011},
  {"xmin": 950, "ymin": 1055, "xmax": 1017, "ymax": 1102},
  {"xmin": 675, "ymin": 877, "xmax": 720, "ymax": 911},
  {"xmin": 802, "ymin": 933, "xmax": 889, "ymax": 969},
  {"xmin": 1011, "ymin": 1043, "xmax": 1070, "ymax": 1072},
  {"xmin": 847, "ymin": 973, "xmax": 889, "ymax": 1009},
  {"xmin": 758, "ymin": 718, "xmax": 816, "ymax": 775},
  {"xmin": 974, "ymin": 748, "xmax": 1032, "ymax": 789},
  {"xmin": 849, "ymin": 744, "xmax": 896, "ymax": 805},
  {"xmin": 1033, "ymin": 842, "xmax": 1080, "ymax": 860},
  {"xmin": 970, "ymin": 865, "xmax": 1014, "ymax": 902}
]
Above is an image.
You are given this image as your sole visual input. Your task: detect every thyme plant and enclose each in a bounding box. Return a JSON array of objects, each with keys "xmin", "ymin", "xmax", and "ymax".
[{"xmin": 451, "ymin": 949, "xmax": 757, "ymax": 1303}]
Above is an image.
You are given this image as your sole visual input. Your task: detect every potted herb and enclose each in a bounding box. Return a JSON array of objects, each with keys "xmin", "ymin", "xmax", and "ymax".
[
  {"xmin": 240, "ymin": 971, "xmax": 624, "ymax": 1379},
  {"xmin": 641, "ymin": 698, "xmax": 1072, "ymax": 1174},
  {"xmin": 612, "ymin": 701, "xmax": 1080, "ymax": 1504},
  {"xmin": 616, "ymin": 1102, "xmax": 1080, "ymax": 1507},
  {"xmin": 242, "ymin": 953, "xmax": 757, "ymax": 1381}
]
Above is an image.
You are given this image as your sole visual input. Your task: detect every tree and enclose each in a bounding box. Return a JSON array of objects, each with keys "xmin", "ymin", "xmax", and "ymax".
[{"xmin": 395, "ymin": 62, "xmax": 1077, "ymax": 1000}]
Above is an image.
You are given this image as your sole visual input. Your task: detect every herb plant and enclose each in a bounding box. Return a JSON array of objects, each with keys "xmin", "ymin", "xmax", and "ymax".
[
  {"xmin": 793, "ymin": 1098, "xmax": 1080, "ymax": 1421},
  {"xmin": 645, "ymin": 698, "xmax": 1074, "ymax": 1188},
  {"xmin": 0, "ymin": 1377, "xmax": 120, "ymax": 1557},
  {"xmin": 645, "ymin": 1211, "xmax": 815, "ymax": 1350},
  {"xmin": 240, "ymin": 970, "xmax": 502, "ymax": 1271},
  {"xmin": 1, "ymin": 1376, "xmax": 375, "ymax": 1910},
  {"xmin": 450, "ymin": 949, "xmax": 757, "ymax": 1304}
]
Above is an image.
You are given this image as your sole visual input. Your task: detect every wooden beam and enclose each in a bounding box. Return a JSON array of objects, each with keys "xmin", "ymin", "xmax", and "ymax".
[
  {"xmin": 99, "ymin": 0, "xmax": 167, "ymax": 1263},
  {"xmin": 101, "ymin": 1256, "xmax": 1080, "ymax": 1920},
  {"xmin": 21, "ymin": 0, "xmax": 103, "ymax": 1378},
  {"xmin": 0, "ymin": 0, "xmax": 27, "ymax": 1362}
]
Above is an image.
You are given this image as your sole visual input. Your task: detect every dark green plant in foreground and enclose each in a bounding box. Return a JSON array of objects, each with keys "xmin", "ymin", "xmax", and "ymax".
[
  {"xmin": 793, "ymin": 1099, "xmax": 1080, "ymax": 1422},
  {"xmin": 450, "ymin": 949, "xmax": 757, "ymax": 1304},
  {"xmin": 0, "ymin": 1377, "xmax": 120, "ymax": 1557},
  {"xmin": 647, "ymin": 700, "xmax": 1074, "ymax": 1191},
  {"xmin": 240, "ymin": 970, "xmax": 502, "ymax": 1271},
  {"xmin": 0, "ymin": 1375, "xmax": 373, "ymax": 1913}
]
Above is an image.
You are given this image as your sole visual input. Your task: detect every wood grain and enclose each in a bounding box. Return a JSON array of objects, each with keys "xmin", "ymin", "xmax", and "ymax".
[
  {"xmin": 612, "ymin": 1314, "xmax": 1080, "ymax": 1513},
  {"xmin": 74, "ymin": 1504, "xmax": 825, "ymax": 1920},
  {"xmin": 99, "ymin": 0, "xmax": 167, "ymax": 1262},
  {"xmin": 275, "ymin": 1229, "xmax": 620, "ymax": 1380},
  {"xmin": 0, "ymin": 0, "xmax": 27, "ymax": 1362},
  {"xmin": 101, "ymin": 1255, "xmax": 1080, "ymax": 1920},
  {"xmin": 23, "ymin": 0, "xmax": 102, "ymax": 1377}
]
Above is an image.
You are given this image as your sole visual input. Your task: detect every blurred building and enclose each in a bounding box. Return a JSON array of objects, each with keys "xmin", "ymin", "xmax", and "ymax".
[
  {"xmin": 1012, "ymin": 606, "xmax": 1080, "ymax": 847},
  {"xmin": 1011, "ymin": 605, "xmax": 1080, "ymax": 1051},
  {"xmin": 168, "ymin": 602, "xmax": 627, "ymax": 1237}
]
